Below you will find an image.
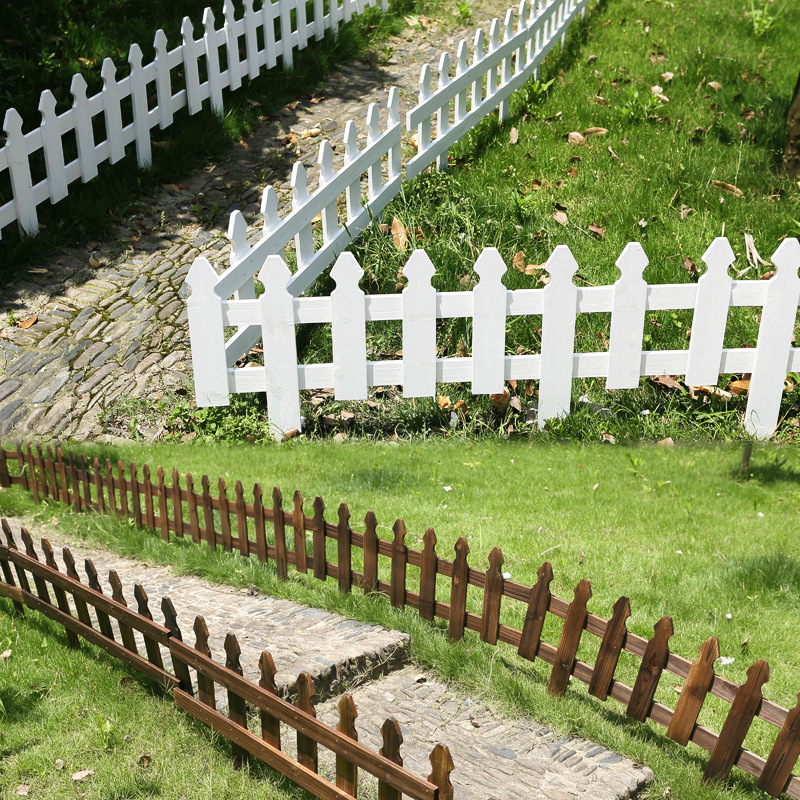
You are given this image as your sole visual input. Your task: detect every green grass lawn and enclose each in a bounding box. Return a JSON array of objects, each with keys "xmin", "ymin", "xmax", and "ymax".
[
  {"xmin": 0, "ymin": 598, "xmax": 307, "ymax": 800},
  {"xmin": 2, "ymin": 438, "xmax": 799, "ymax": 799}
]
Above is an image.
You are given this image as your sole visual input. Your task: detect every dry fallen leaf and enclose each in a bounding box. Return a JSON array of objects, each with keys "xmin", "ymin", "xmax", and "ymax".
[
  {"xmin": 16, "ymin": 786, "xmax": 30, "ymax": 797},
  {"xmin": 552, "ymin": 210, "xmax": 568, "ymax": 226},
  {"xmin": 661, "ymin": 71, "xmax": 674, "ymax": 82},
  {"xmin": 567, "ymin": 167, "xmax": 578, "ymax": 177},
  {"xmin": 18, "ymin": 315, "xmax": 37, "ymax": 329},
  {"xmin": 567, "ymin": 131, "xmax": 585, "ymax": 146},
  {"xmin": 608, "ymin": 145, "xmax": 619, "ymax": 160},
  {"xmin": 281, "ymin": 134, "xmax": 297, "ymax": 146},
  {"xmin": 71, "ymin": 769, "xmax": 94, "ymax": 783},
  {"xmin": 138, "ymin": 754, "xmax": 152, "ymax": 768},
  {"xmin": 453, "ymin": 399, "xmax": 469, "ymax": 416},
  {"xmin": 525, "ymin": 262, "xmax": 546, "ymax": 275},
  {"xmin": 582, "ymin": 126, "xmax": 608, "ymax": 136},
  {"xmin": 759, "ymin": 270, "xmax": 776, "ymax": 281},
  {"xmin": 0, "ymin": 649, "xmax": 11, "ymax": 659},
  {"xmin": 391, "ymin": 216, "xmax": 409, "ymax": 251},
  {"xmin": 438, "ymin": 395, "xmax": 451, "ymax": 410},
  {"xmin": 651, "ymin": 375, "xmax": 683, "ymax": 390},
  {"xmin": 588, "ymin": 223, "xmax": 605, "ymax": 239},
  {"xmin": 88, "ymin": 254, "xmax": 102, "ymax": 268},
  {"xmin": 708, "ymin": 80, "xmax": 722, "ymax": 92},
  {"xmin": 728, "ymin": 379, "xmax": 751, "ymax": 395},
  {"xmin": 512, "ymin": 251, "xmax": 526, "ymax": 272},
  {"xmin": 682, "ymin": 257, "xmax": 698, "ymax": 276},
  {"xmin": 658, "ymin": 437, "xmax": 675, "ymax": 448},
  {"xmin": 712, "ymin": 180, "xmax": 744, "ymax": 198},
  {"xmin": 410, "ymin": 132, "xmax": 419, "ymax": 149},
  {"xmin": 491, "ymin": 388, "xmax": 511, "ymax": 412},
  {"xmin": 680, "ymin": 204, "xmax": 694, "ymax": 220},
  {"xmin": 509, "ymin": 127, "xmax": 519, "ymax": 144},
  {"xmin": 298, "ymin": 128, "xmax": 322, "ymax": 139}
]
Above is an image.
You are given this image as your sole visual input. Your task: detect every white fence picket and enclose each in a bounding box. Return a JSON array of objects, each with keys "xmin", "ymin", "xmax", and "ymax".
[
  {"xmin": 280, "ymin": 0, "xmax": 293, "ymax": 68},
  {"xmin": 128, "ymin": 44, "xmax": 153, "ymax": 168},
  {"xmin": 182, "ymin": 18, "xmax": 203, "ymax": 114},
  {"xmin": 607, "ymin": 243, "xmax": 648, "ymax": 390},
  {"xmin": 3, "ymin": 109, "xmax": 37, "ymax": 236},
  {"xmin": 224, "ymin": 0, "xmax": 242, "ymax": 92},
  {"xmin": 204, "ymin": 9, "xmax": 225, "ymax": 113},
  {"xmin": 153, "ymin": 30, "xmax": 174, "ymax": 129},
  {"xmin": 70, "ymin": 74, "xmax": 98, "ymax": 183},
  {"xmin": 331, "ymin": 252, "xmax": 368, "ymax": 399},
  {"xmin": 684, "ymin": 237, "xmax": 734, "ymax": 387},
  {"xmin": 745, "ymin": 239, "xmax": 800, "ymax": 438},
  {"xmin": 539, "ymin": 245, "xmax": 579, "ymax": 424},
  {"xmin": 402, "ymin": 250, "xmax": 437, "ymax": 398},
  {"xmin": 436, "ymin": 53, "xmax": 451, "ymax": 171},
  {"xmin": 38, "ymin": 91, "xmax": 68, "ymax": 203},
  {"xmin": 243, "ymin": 0, "xmax": 260, "ymax": 79},
  {"xmin": 472, "ymin": 248, "xmax": 507, "ymax": 395},
  {"xmin": 263, "ymin": 0, "xmax": 279, "ymax": 69},
  {"xmin": 499, "ymin": 9, "xmax": 514, "ymax": 122},
  {"xmin": 292, "ymin": 162, "xmax": 315, "ymax": 269},
  {"xmin": 101, "ymin": 58, "xmax": 125, "ymax": 164},
  {"xmin": 259, "ymin": 254, "xmax": 302, "ymax": 437}
]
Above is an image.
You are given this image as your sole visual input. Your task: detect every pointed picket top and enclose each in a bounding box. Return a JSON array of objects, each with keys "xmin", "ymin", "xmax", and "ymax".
[
  {"xmin": 489, "ymin": 18, "xmax": 501, "ymax": 50},
  {"xmin": 318, "ymin": 139, "xmax": 335, "ymax": 184},
  {"xmin": 344, "ymin": 119, "xmax": 359, "ymax": 161},
  {"xmin": 38, "ymin": 89, "xmax": 58, "ymax": 119},
  {"xmin": 291, "ymin": 161, "xmax": 310, "ymax": 208},
  {"xmin": 182, "ymin": 17, "xmax": 196, "ymax": 43},
  {"xmin": 153, "ymin": 28, "xmax": 169, "ymax": 53},
  {"xmin": 504, "ymin": 7, "xmax": 515, "ymax": 39},
  {"xmin": 518, "ymin": 0, "xmax": 530, "ymax": 29},
  {"xmin": 438, "ymin": 52, "xmax": 451, "ymax": 86},
  {"xmin": 474, "ymin": 246, "xmax": 507, "ymax": 285},
  {"xmin": 3, "ymin": 107, "xmax": 23, "ymax": 138},
  {"xmin": 261, "ymin": 185, "xmax": 280, "ymax": 235},
  {"xmin": 128, "ymin": 42, "xmax": 144, "ymax": 70},
  {"xmin": 388, "ymin": 86, "xmax": 400, "ymax": 127},
  {"xmin": 227, "ymin": 210, "xmax": 248, "ymax": 262},
  {"xmin": 224, "ymin": 0, "xmax": 236, "ymax": 23},
  {"xmin": 203, "ymin": 6, "xmax": 216, "ymax": 30},
  {"xmin": 487, "ymin": 545, "xmax": 505, "ymax": 574},
  {"xmin": 331, "ymin": 250, "xmax": 364, "ymax": 289},
  {"xmin": 544, "ymin": 244, "xmax": 580, "ymax": 286},
  {"xmin": 367, "ymin": 103, "xmax": 380, "ymax": 142},
  {"xmin": 615, "ymin": 241, "xmax": 648, "ymax": 280},
  {"xmin": 402, "ymin": 248, "xmax": 436, "ymax": 285},
  {"xmin": 185, "ymin": 257, "xmax": 220, "ymax": 298},
  {"xmin": 700, "ymin": 236, "xmax": 736, "ymax": 277},
  {"xmin": 419, "ymin": 63, "xmax": 433, "ymax": 101},
  {"xmin": 474, "ymin": 27, "xmax": 485, "ymax": 60},
  {"xmin": 70, "ymin": 72, "xmax": 89, "ymax": 101},
  {"xmin": 224, "ymin": 632, "xmax": 243, "ymax": 673},
  {"xmin": 101, "ymin": 57, "xmax": 117, "ymax": 87},
  {"xmin": 456, "ymin": 39, "xmax": 469, "ymax": 74},
  {"xmin": 771, "ymin": 236, "xmax": 800, "ymax": 278},
  {"xmin": 257, "ymin": 254, "xmax": 293, "ymax": 290},
  {"xmin": 193, "ymin": 615, "xmax": 212, "ymax": 655}
]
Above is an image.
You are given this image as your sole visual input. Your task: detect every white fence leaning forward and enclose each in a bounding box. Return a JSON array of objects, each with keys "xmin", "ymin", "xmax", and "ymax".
[
  {"xmin": 0, "ymin": 0, "xmax": 386, "ymax": 240},
  {"xmin": 186, "ymin": 236, "xmax": 800, "ymax": 440}
]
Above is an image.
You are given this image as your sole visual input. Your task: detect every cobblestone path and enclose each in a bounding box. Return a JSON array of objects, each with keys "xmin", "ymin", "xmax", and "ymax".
[
  {"xmin": 0, "ymin": 1, "xmax": 519, "ymax": 441},
  {"xmin": 5, "ymin": 516, "xmax": 654, "ymax": 800}
]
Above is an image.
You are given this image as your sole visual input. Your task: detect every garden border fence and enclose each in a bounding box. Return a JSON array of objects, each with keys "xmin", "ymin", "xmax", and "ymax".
[
  {"xmin": 0, "ymin": 516, "xmax": 453, "ymax": 800},
  {"xmin": 0, "ymin": 0, "xmax": 387, "ymax": 240},
  {"xmin": 3, "ymin": 441, "xmax": 800, "ymax": 798},
  {"xmin": 187, "ymin": 236, "xmax": 800, "ymax": 440}
]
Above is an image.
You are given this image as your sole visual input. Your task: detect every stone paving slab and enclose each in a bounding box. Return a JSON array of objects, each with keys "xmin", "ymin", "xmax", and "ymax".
[
  {"xmin": 3, "ymin": 517, "xmax": 654, "ymax": 799},
  {"xmin": 0, "ymin": 0, "xmax": 525, "ymax": 442}
]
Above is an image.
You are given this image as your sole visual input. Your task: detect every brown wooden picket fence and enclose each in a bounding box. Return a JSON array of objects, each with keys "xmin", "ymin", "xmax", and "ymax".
[
  {"xmin": 2, "ymin": 441, "xmax": 800, "ymax": 798},
  {"xmin": 0, "ymin": 518, "xmax": 453, "ymax": 800}
]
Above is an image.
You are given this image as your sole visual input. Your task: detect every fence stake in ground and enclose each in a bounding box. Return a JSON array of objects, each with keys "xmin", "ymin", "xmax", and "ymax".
[
  {"xmin": 362, "ymin": 511, "xmax": 378, "ymax": 595},
  {"xmin": 62, "ymin": 547, "xmax": 92, "ymax": 628},
  {"xmin": 548, "ymin": 578, "xmax": 592, "ymax": 696},
  {"xmin": 448, "ymin": 536, "xmax": 470, "ymax": 642},
  {"xmin": 193, "ymin": 616, "xmax": 217, "ymax": 709},
  {"xmin": 667, "ymin": 636, "xmax": 720, "ymax": 745},
  {"xmin": 109, "ymin": 569, "xmax": 139, "ymax": 653},
  {"xmin": 336, "ymin": 694, "xmax": 359, "ymax": 795},
  {"xmin": 419, "ymin": 528, "xmax": 438, "ymax": 621},
  {"xmin": 518, "ymin": 561, "xmax": 553, "ymax": 661},
  {"xmin": 259, "ymin": 650, "xmax": 281, "ymax": 749},
  {"xmin": 162, "ymin": 596, "xmax": 194, "ymax": 694},
  {"xmin": 627, "ymin": 615, "xmax": 674, "ymax": 721},
  {"xmin": 224, "ymin": 633, "xmax": 249, "ymax": 768},
  {"xmin": 759, "ymin": 692, "xmax": 800, "ymax": 796},
  {"xmin": 296, "ymin": 671, "xmax": 319, "ymax": 773},
  {"xmin": 588, "ymin": 595, "xmax": 631, "ymax": 701},
  {"xmin": 378, "ymin": 719, "xmax": 404, "ymax": 800},
  {"xmin": 338, "ymin": 504, "xmax": 352, "ymax": 593},
  {"xmin": 134, "ymin": 584, "xmax": 165, "ymax": 670}
]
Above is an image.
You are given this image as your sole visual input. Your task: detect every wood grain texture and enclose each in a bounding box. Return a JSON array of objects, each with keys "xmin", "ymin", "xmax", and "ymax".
[
  {"xmin": 296, "ymin": 671, "xmax": 319, "ymax": 773},
  {"xmin": 548, "ymin": 578, "xmax": 592, "ymax": 696},
  {"xmin": 293, "ymin": 491, "xmax": 307, "ymax": 572},
  {"xmin": 362, "ymin": 511, "xmax": 378, "ymax": 594},
  {"xmin": 338, "ymin": 504, "xmax": 352, "ymax": 593},
  {"xmin": 518, "ymin": 561, "xmax": 553, "ymax": 662},
  {"xmin": 390, "ymin": 520, "xmax": 407, "ymax": 610},
  {"xmin": 259, "ymin": 650, "xmax": 281, "ymax": 749},
  {"xmin": 481, "ymin": 547, "xmax": 505, "ymax": 645},
  {"xmin": 448, "ymin": 536, "xmax": 470, "ymax": 642},
  {"xmin": 428, "ymin": 744, "xmax": 455, "ymax": 800},
  {"xmin": 336, "ymin": 694, "xmax": 359, "ymax": 796},
  {"xmin": 759, "ymin": 692, "xmax": 800, "ymax": 796},
  {"xmin": 419, "ymin": 528, "xmax": 438, "ymax": 621},
  {"xmin": 667, "ymin": 636, "xmax": 719, "ymax": 746},
  {"xmin": 193, "ymin": 616, "xmax": 217, "ymax": 710},
  {"xmin": 589, "ymin": 595, "xmax": 631, "ymax": 701},
  {"xmin": 378, "ymin": 719, "xmax": 403, "ymax": 800},
  {"xmin": 627, "ymin": 615, "xmax": 674, "ymax": 722}
]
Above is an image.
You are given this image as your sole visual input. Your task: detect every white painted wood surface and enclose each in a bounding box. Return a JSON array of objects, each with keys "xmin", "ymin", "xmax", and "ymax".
[
  {"xmin": 186, "ymin": 238, "xmax": 800, "ymax": 441},
  {"xmin": 0, "ymin": 0, "xmax": 387, "ymax": 239}
]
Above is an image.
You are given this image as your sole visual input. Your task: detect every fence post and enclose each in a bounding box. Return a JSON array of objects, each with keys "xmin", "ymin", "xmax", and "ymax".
[
  {"xmin": 39, "ymin": 90, "xmax": 68, "ymax": 203},
  {"xmin": 402, "ymin": 250, "xmax": 437, "ymax": 398},
  {"xmin": 419, "ymin": 528, "xmax": 438, "ymax": 621},
  {"xmin": 279, "ymin": 0, "xmax": 293, "ymax": 69},
  {"xmin": 472, "ymin": 247, "xmax": 507, "ymax": 395},
  {"xmin": 259, "ymin": 650, "xmax": 281, "ymax": 747},
  {"xmin": 607, "ymin": 243, "xmax": 648, "ymax": 390},
  {"xmin": 193, "ymin": 616, "xmax": 216, "ymax": 709},
  {"xmin": 487, "ymin": 19, "xmax": 501, "ymax": 99},
  {"xmin": 685, "ymin": 237, "xmax": 735, "ymax": 387},
  {"xmin": 390, "ymin": 520, "xmax": 407, "ymax": 610},
  {"xmin": 539, "ymin": 245, "xmax": 579, "ymax": 426},
  {"xmin": 296, "ymin": 672, "xmax": 319, "ymax": 772},
  {"xmin": 388, "ymin": 87, "xmax": 402, "ymax": 181},
  {"xmin": 292, "ymin": 491, "xmax": 307, "ymax": 572},
  {"xmin": 758, "ymin": 692, "xmax": 800, "ymax": 795},
  {"xmin": 337, "ymin": 504, "xmax": 352, "ymax": 593},
  {"xmin": 366, "ymin": 103, "xmax": 382, "ymax": 199},
  {"xmin": 134, "ymin": 584, "xmax": 165, "ymax": 670},
  {"xmin": 70, "ymin": 74, "xmax": 98, "ymax": 182},
  {"xmin": 186, "ymin": 256, "xmax": 230, "ymax": 408},
  {"xmin": 318, "ymin": 141, "xmax": 340, "ymax": 247},
  {"xmin": 378, "ymin": 719, "xmax": 403, "ymax": 800},
  {"xmin": 243, "ymin": 0, "xmax": 260, "ymax": 77},
  {"xmin": 745, "ymin": 238, "xmax": 800, "ymax": 438},
  {"xmin": 417, "ymin": 65, "xmax": 433, "ymax": 167},
  {"xmin": 258, "ymin": 254, "xmax": 302, "ymax": 439},
  {"xmin": 480, "ymin": 547, "xmax": 504, "ymax": 644},
  {"xmin": 667, "ymin": 636, "xmax": 719, "ymax": 745},
  {"xmin": 273, "ymin": 487, "xmax": 288, "ymax": 578},
  {"xmin": 454, "ymin": 41, "xmax": 469, "ymax": 126},
  {"xmin": 292, "ymin": 162, "xmax": 315, "ymax": 269},
  {"xmin": 224, "ymin": 633, "xmax": 249, "ymax": 768},
  {"xmin": 362, "ymin": 511, "xmax": 378, "ymax": 594},
  {"xmin": 3, "ymin": 109, "xmax": 38, "ymax": 236},
  {"xmin": 472, "ymin": 29, "xmax": 485, "ymax": 111},
  {"xmin": 331, "ymin": 252, "xmax": 368, "ymax": 400}
]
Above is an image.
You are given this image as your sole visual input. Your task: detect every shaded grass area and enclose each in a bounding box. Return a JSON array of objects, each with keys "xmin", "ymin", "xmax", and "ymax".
[
  {"xmin": 0, "ymin": 0, "xmax": 417, "ymax": 283},
  {"xmin": 2, "ymin": 438, "xmax": 800, "ymax": 799},
  {"xmin": 0, "ymin": 599, "xmax": 307, "ymax": 800}
]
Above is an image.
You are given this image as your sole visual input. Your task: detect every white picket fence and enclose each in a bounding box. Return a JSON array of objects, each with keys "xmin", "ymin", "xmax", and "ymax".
[
  {"xmin": 186, "ymin": 237, "xmax": 800, "ymax": 440},
  {"xmin": 196, "ymin": 0, "xmax": 591, "ymax": 306},
  {"xmin": 0, "ymin": 0, "xmax": 386, "ymax": 240}
]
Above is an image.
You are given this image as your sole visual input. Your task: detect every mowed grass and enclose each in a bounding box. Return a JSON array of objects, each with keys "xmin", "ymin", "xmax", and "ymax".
[
  {"xmin": 2, "ymin": 439, "xmax": 800, "ymax": 799},
  {"xmin": 0, "ymin": 599, "xmax": 307, "ymax": 800}
]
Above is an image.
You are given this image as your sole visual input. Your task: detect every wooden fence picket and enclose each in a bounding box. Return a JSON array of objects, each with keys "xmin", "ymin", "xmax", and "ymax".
[
  {"xmin": 336, "ymin": 695, "xmax": 359, "ymax": 795},
  {"xmin": 296, "ymin": 672, "xmax": 319, "ymax": 772},
  {"xmin": 273, "ymin": 487, "xmax": 288, "ymax": 579},
  {"xmin": 134, "ymin": 584, "xmax": 165, "ymax": 670},
  {"xmin": 418, "ymin": 528, "xmax": 438, "ymax": 621},
  {"xmin": 259, "ymin": 650, "xmax": 281, "ymax": 748},
  {"xmin": 588, "ymin": 595, "xmax": 631, "ymax": 701},
  {"xmin": 759, "ymin": 694, "xmax": 800, "ymax": 796},
  {"xmin": 378, "ymin": 719, "xmax": 404, "ymax": 800},
  {"xmin": 448, "ymin": 536, "xmax": 470, "ymax": 642},
  {"xmin": 627, "ymin": 616, "xmax": 673, "ymax": 721},
  {"xmin": 480, "ymin": 547, "xmax": 504, "ymax": 645},
  {"xmin": 666, "ymin": 636, "xmax": 720, "ymax": 745},
  {"xmin": 224, "ymin": 633, "xmax": 250, "ymax": 768},
  {"xmin": 362, "ymin": 511, "xmax": 378, "ymax": 594},
  {"xmin": 41, "ymin": 539, "xmax": 80, "ymax": 648},
  {"xmin": 390, "ymin": 520, "xmax": 407, "ymax": 610},
  {"xmin": 193, "ymin": 616, "xmax": 217, "ymax": 709},
  {"xmin": 63, "ymin": 547, "xmax": 92, "ymax": 627},
  {"xmin": 313, "ymin": 497, "xmax": 327, "ymax": 581},
  {"xmin": 518, "ymin": 561, "xmax": 553, "ymax": 661},
  {"xmin": 547, "ymin": 578, "xmax": 591, "ymax": 696},
  {"xmin": 338, "ymin": 504, "xmax": 352, "ymax": 593},
  {"xmin": 109, "ymin": 570, "xmax": 139, "ymax": 653}
]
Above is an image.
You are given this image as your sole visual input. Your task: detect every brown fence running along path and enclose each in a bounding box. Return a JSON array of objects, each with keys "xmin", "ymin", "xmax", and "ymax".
[
  {"xmin": 2, "ymin": 441, "xmax": 800, "ymax": 798},
  {"xmin": 0, "ymin": 518, "xmax": 453, "ymax": 800}
]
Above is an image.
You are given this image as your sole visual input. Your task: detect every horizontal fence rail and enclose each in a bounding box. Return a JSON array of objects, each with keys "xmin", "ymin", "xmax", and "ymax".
[
  {"xmin": 186, "ymin": 236, "xmax": 800, "ymax": 439},
  {"xmin": 0, "ymin": 516, "xmax": 451, "ymax": 800},
  {"xmin": 0, "ymin": 0, "xmax": 386, "ymax": 240},
  {"xmin": 3, "ymin": 442, "xmax": 800, "ymax": 797}
]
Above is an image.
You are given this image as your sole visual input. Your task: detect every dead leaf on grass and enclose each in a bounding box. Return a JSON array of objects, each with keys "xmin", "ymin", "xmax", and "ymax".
[
  {"xmin": 708, "ymin": 80, "xmax": 722, "ymax": 92},
  {"xmin": 712, "ymin": 180, "xmax": 743, "ymax": 198},
  {"xmin": 680, "ymin": 204, "xmax": 694, "ymax": 220},
  {"xmin": 661, "ymin": 71, "xmax": 674, "ymax": 82},
  {"xmin": 608, "ymin": 146, "xmax": 619, "ymax": 160},
  {"xmin": 391, "ymin": 216, "xmax": 410, "ymax": 251},
  {"xmin": 588, "ymin": 223, "xmax": 605, "ymax": 239},
  {"xmin": 728, "ymin": 379, "xmax": 750, "ymax": 395},
  {"xmin": 582, "ymin": 126, "xmax": 608, "ymax": 136},
  {"xmin": 491, "ymin": 388, "xmax": 511, "ymax": 412},
  {"xmin": 512, "ymin": 251, "xmax": 526, "ymax": 272},
  {"xmin": 682, "ymin": 257, "xmax": 698, "ymax": 276},
  {"xmin": 71, "ymin": 769, "xmax": 94, "ymax": 783},
  {"xmin": 510, "ymin": 127, "xmax": 519, "ymax": 144},
  {"xmin": 438, "ymin": 395, "xmax": 451, "ymax": 410},
  {"xmin": 453, "ymin": 399, "xmax": 469, "ymax": 416},
  {"xmin": 567, "ymin": 131, "xmax": 585, "ymax": 146},
  {"xmin": 552, "ymin": 210, "xmax": 568, "ymax": 226},
  {"xmin": 651, "ymin": 375, "xmax": 683, "ymax": 390}
]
